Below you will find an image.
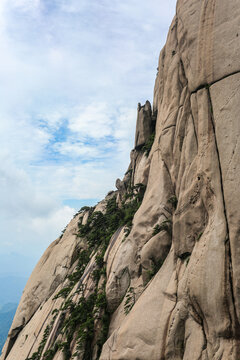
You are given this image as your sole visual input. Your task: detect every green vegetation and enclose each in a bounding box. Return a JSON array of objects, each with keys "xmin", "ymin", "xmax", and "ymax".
[
  {"xmin": 78, "ymin": 196, "xmax": 123, "ymax": 250},
  {"xmin": 146, "ymin": 258, "xmax": 164, "ymax": 283},
  {"xmin": 26, "ymin": 312, "xmax": 62, "ymax": 360},
  {"xmin": 180, "ymin": 252, "xmax": 191, "ymax": 267},
  {"xmin": 168, "ymin": 195, "xmax": 178, "ymax": 209},
  {"xmin": 122, "ymin": 183, "xmax": 146, "ymax": 235},
  {"xmin": 59, "ymin": 226, "xmax": 67, "ymax": 239},
  {"xmin": 60, "ymin": 293, "xmax": 96, "ymax": 358},
  {"xmin": 53, "ymin": 286, "xmax": 110, "ymax": 360},
  {"xmin": 142, "ymin": 132, "xmax": 155, "ymax": 156},
  {"xmin": 53, "ymin": 287, "xmax": 71, "ymax": 300},
  {"xmin": 27, "ymin": 189, "xmax": 146, "ymax": 360},
  {"xmin": 125, "ymin": 168, "xmax": 133, "ymax": 176},
  {"xmin": 73, "ymin": 205, "xmax": 92, "ymax": 219},
  {"xmin": 27, "ymin": 324, "xmax": 52, "ymax": 360},
  {"xmin": 94, "ymin": 288, "xmax": 111, "ymax": 358},
  {"xmin": 53, "ymin": 249, "xmax": 91, "ymax": 301},
  {"xmin": 78, "ymin": 187, "xmax": 146, "ymax": 249},
  {"xmin": 41, "ymin": 343, "xmax": 60, "ymax": 360},
  {"xmin": 80, "ymin": 206, "xmax": 91, "ymax": 212},
  {"xmin": 152, "ymin": 219, "xmax": 172, "ymax": 236},
  {"xmin": 68, "ymin": 250, "xmax": 91, "ymax": 287},
  {"xmin": 124, "ymin": 287, "xmax": 135, "ymax": 315}
]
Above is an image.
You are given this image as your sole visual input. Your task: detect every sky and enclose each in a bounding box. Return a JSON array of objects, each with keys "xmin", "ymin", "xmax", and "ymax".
[{"xmin": 0, "ymin": 0, "xmax": 176, "ymax": 277}]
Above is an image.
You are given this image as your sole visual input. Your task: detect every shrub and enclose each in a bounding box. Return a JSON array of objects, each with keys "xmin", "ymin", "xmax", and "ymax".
[
  {"xmin": 152, "ymin": 219, "xmax": 172, "ymax": 236},
  {"xmin": 124, "ymin": 287, "xmax": 135, "ymax": 315},
  {"xmin": 146, "ymin": 258, "xmax": 164, "ymax": 282},
  {"xmin": 33, "ymin": 191, "xmax": 147, "ymax": 359},
  {"xmin": 168, "ymin": 195, "xmax": 178, "ymax": 209},
  {"xmin": 26, "ymin": 325, "xmax": 52, "ymax": 360},
  {"xmin": 53, "ymin": 287, "xmax": 72, "ymax": 300},
  {"xmin": 142, "ymin": 132, "xmax": 155, "ymax": 156}
]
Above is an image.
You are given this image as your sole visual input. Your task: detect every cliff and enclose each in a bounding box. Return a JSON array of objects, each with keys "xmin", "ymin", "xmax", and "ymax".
[{"xmin": 2, "ymin": 0, "xmax": 240, "ymax": 359}]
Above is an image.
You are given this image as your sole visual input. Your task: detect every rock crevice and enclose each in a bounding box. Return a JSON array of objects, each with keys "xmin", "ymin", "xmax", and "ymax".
[{"xmin": 2, "ymin": 1, "xmax": 240, "ymax": 359}]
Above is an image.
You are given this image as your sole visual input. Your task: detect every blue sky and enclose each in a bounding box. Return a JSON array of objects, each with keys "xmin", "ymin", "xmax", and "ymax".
[{"xmin": 0, "ymin": 0, "xmax": 176, "ymax": 276}]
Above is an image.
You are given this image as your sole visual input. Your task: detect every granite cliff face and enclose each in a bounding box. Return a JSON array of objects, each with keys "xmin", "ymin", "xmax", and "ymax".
[{"xmin": 2, "ymin": 0, "xmax": 240, "ymax": 359}]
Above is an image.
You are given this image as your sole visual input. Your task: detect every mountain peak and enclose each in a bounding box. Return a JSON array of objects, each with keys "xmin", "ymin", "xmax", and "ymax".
[{"xmin": 2, "ymin": 0, "xmax": 240, "ymax": 359}]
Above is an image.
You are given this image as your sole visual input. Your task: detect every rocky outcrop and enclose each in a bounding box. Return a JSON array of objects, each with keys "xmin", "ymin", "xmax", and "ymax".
[
  {"xmin": 2, "ymin": 0, "xmax": 240, "ymax": 359},
  {"xmin": 134, "ymin": 101, "xmax": 155, "ymax": 149}
]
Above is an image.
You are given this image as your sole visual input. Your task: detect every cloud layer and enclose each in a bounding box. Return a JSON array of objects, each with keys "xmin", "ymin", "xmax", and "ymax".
[{"xmin": 0, "ymin": 0, "xmax": 176, "ymax": 274}]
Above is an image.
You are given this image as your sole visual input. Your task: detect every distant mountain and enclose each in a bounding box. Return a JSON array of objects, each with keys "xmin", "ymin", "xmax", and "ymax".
[
  {"xmin": 0, "ymin": 303, "xmax": 17, "ymax": 353},
  {"xmin": 0, "ymin": 272, "xmax": 27, "ymax": 353}
]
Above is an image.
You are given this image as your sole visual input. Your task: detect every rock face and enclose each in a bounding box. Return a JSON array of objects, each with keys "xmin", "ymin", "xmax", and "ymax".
[
  {"xmin": 134, "ymin": 101, "xmax": 154, "ymax": 149},
  {"xmin": 2, "ymin": 1, "xmax": 240, "ymax": 359}
]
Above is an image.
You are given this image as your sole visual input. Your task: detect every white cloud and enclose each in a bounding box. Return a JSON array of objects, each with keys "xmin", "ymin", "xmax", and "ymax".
[
  {"xmin": 30, "ymin": 205, "xmax": 75, "ymax": 237},
  {"xmin": 53, "ymin": 142, "xmax": 102, "ymax": 158},
  {"xmin": 0, "ymin": 114, "xmax": 51, "ymax": 165},
  {"xmin": 113, "ymin": 107, "xmax": 136, "ymax": 140},
  {"xmin": 0, "ymin": 0, "xmax": 176, "ymax": 273},
  {"xmin": 0, "ymin": 202, "xmax": 76, "ymax": 263},
  {"xmin": 9, "ymin": 0, "xmax": 40, "ymax": 12},
  {"xmin": 69, "ymin": 103, "xmax": 113, "ymax": 139},
  {"xmin": 59, "ymin": 0, "xmax": 88, "ymax": 13}
]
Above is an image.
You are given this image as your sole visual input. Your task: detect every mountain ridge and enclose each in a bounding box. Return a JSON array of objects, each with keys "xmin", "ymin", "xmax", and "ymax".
[{"xmin": 2, "ymin": 0, "xmax": 240, "ymax": 359}]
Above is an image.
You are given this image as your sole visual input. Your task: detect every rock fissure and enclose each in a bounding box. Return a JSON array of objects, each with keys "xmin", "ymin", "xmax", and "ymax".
[
  {"xmin": 206, "ymin": 86, "xmax": 240, "ymax": 340},
  {"xmin": 2, "ymin": 1, "xmax": 240, "ymax": 359},
  {"xmin": 206, "ymin": 87, "xmax": 229, "ymax": 230},
  {"xmin": 191, "ymin": 70, "xmax": 240, "ymax": 96}
]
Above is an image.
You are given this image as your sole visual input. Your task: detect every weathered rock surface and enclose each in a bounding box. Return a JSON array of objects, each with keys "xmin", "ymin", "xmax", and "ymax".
[
  {"xmin": 134, "ymin": 101, "xmax": 154, "ymax": 148},
  {"xmin": 2, "ymin": 0, "xmax": 240, "ymax": 359}
]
